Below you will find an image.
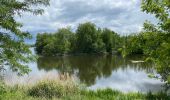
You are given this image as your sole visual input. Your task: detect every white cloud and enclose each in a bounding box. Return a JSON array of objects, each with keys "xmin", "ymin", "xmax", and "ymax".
[{"xmin": 15, "ymin": 0, "xmax": 157, "ymax": 35}]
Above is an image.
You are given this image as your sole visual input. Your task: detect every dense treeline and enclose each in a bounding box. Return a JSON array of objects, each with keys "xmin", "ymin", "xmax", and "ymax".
[
  {"xmin": 36, "ymin": 28, "xmax": 75, "ymax": 55},
  {"xmin": 35, "ymin": 22, "xmax": 121, "ymax": 56},
  {"xmin": 122, "ymin": 31, "xmax": 164, "ymax": 57},
  {"xmin": 35, "ymin": 22, "xmax": 163, "ymax": 57}
]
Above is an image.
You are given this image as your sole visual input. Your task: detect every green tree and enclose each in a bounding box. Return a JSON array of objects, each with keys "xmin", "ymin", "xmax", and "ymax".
[
  {"xmin": 126, "ymin": 34, "xmax": 144, "ymax": 55},
  {"xmin": 35, "ymin": 22, "xmax": 122, "ymax": 55},
  {"xmin": 102, "ymin": 28, "xmax": 119, "ymax": 53},
  {"xmin": 0, "ymin": 0, "xmax": 49, "ymax": 75},
  {"xmin": 76, "ymin": 22, "xmax": 104, "ymax": 53},
  {"xmin": 35, "ymin": 28, "xmax": 75, "ymax": 56},
  {"xmin": 102, "ymin": 28, "xmax": 114, "ymax": 53},
  {"xmin": 40, "ymin": 34, "xmax": 56, "ymax": 56},
  {"xmin": 36, "ymin": 33, "xmax": 52, "ymax": 55},
  {"xmin": 141, "ymin": 0, "xmax": 170, "ymax": 85},
  {"xmin": 53, "ymin": 28, "xmax": 74, "ymax": 54}
]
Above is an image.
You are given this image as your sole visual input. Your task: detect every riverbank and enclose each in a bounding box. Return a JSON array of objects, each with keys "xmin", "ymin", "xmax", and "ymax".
[{"xmin": 0, "ymin": 78, "xmax": 169, "ymax": 100}]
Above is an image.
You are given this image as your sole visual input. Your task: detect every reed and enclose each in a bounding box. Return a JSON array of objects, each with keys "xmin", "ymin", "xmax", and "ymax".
[{"xmin": 0, "ymin": 77, "xmax": 170, "ymax": 100}]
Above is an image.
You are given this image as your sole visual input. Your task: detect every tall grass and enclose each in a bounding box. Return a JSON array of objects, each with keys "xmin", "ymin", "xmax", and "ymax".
[
  {"xmin": 28, "ymin": 79, "xmax": 81, "ymax": 98},
  {"xmin": 0, "ymin": 77, "xmax": 170, "ymax": 100}
]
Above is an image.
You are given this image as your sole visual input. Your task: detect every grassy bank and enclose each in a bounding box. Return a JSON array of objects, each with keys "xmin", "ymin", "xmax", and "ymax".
[{"xmin": 0, "ymin": 79, "xmax": 169, "ymax": 100}]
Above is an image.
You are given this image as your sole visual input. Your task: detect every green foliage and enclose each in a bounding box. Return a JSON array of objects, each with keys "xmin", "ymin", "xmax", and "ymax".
[
  {"xmin": 1, "ymin": 80, "xmax": 170, "ymax": 100},
  {"xmin": 69, "ymin": 89, "xmax": 169, "ymax": 100},
  {"xmin": 141, "ymin": 0, "xmax": 170, "ymax": 84},
  {"xmin": 35, "ymin": 22, "xmax": 120, "ymax": 56},
  {"xmin": 0, "ymin": 82, "xmax": 7, "ymax": 95},
  {"xmin": 122, "ymin": 31, "xmax": 164, "ymax": 56},
  {"xmin": 54, "ymin": 28, "xmax": 74, "ymax": 54},
  {"xmin": 28, "ymin": 81, "xmax": 64, "ymax": 98},
  {"xmin": 28, "ymin": 80, "xmax": 80, "ymax": 98},
  {"xmin": 75, "ymin": 22, "xmax": 105, "ymax": 53},
  {"xmin": 102, "ymin": 28, "xmax": 120, "ymax": 53},
  {"xmin": 123, "ymin": 34, "xmax": 144, "ymax": 56},
  {"xmin": 0, "ymin": 0, "xmax": 49, "ymax": 74},
  {"xmin": 35, "ymin": 28, "xmax": 75, "ymax": 56},
  {"xmin": 0, "ymin": 85, "xmax": 40, "ymax": 100},
  {"xmin": 35, "ymin": 33, "xmax": 52, "ymax": 55},
  {"xmin": 35, "ymin": 22, "xmax": 121, "ymax": 56}
]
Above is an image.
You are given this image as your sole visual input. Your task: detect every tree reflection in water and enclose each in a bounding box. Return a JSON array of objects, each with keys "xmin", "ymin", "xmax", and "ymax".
[{"xmin": 37, "ymin": 55, "xmax": 154, "ymax": 86}]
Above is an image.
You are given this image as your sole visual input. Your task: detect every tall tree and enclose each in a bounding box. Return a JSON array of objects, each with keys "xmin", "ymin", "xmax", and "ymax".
[
  {"xmin": 53, "ymin": 28, "xmax": 74, "ymax": 54},
  {"xmin": 102, "ymin": 28, "xmax": 114, "ymax": 53},
  {"xmin": 0, "ymin": 0, "xmax": 49, "ymax": 75},
  {"xmin": 102, "ymin": 28, "xmax": 119, "ymax": 53},
  {"xmin": 76, "ymin": 22, "xmax": 104, "ymax": 53},
  {"xmin": 35, "ymin": 28, "xmax": 75, "ymax": 56}
]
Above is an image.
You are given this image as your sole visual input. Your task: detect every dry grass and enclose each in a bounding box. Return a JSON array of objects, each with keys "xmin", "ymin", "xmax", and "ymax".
[{"xmin": 4, "ymin": 71, "xmax": 78, "ymax": 86}]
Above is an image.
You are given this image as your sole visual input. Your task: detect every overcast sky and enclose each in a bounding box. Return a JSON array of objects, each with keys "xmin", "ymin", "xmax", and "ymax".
[{"xmin": 15, "ymin": 0, "xmax": 156, "ymax": 36}]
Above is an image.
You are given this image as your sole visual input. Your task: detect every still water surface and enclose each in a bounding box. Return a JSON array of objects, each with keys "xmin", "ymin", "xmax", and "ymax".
[{"xmin": 3, "ymin": 49, "xmax": 164, "ymax": 93}]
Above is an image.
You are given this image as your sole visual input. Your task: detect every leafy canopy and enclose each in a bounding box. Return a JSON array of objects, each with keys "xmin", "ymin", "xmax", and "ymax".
[
  {"xmin": 0, "ymin": 0, "xmax": 49, "ymax": 75},
  {"xmin": 35, "ymin": 28, "xmax": 75, "ymax": 56},
  {"xmin": 141, "ymin": 0, "xmax": 170, "ymax": 84},
  {"xmin": 75, "ymin": 22, "xmax": 105, "ymax": 53},
  {"xmin": 35, "ymin": 22, "xmax": 121, "ymax": 55}
]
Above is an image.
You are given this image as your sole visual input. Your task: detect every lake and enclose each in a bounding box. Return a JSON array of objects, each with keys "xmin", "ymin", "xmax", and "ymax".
[{"xmin": 3, "ymin": 49, "xmax": 164, "ymax": 93}]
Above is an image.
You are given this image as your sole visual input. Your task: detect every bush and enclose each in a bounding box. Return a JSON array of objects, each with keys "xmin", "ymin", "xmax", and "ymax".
[{"xmin": 28, "ymin": 80, "xmax": 80, "ymax": 98}]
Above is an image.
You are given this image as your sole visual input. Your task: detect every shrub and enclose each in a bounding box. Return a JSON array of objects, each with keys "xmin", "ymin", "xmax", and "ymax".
[{"xmin": 28, "ymin": 79, "xmax": 80, "ymax": 98}]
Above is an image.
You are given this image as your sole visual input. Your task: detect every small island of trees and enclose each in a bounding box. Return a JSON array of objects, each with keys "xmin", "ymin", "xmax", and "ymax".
[{"xmin": 35, "ymin": 22, "xmax": 122, "ymax": 56}]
